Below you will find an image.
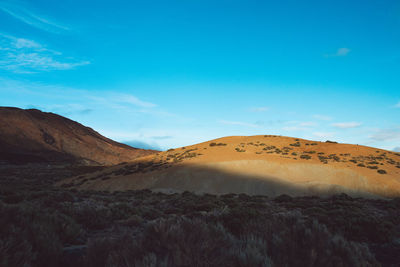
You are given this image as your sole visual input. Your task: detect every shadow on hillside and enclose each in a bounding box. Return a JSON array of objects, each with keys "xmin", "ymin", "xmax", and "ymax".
[{"xmin": 66, "ymin": 162, "xmax": 381, "ymax": 198}]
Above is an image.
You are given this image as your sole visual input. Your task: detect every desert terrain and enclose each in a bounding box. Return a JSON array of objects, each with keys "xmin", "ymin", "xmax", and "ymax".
[
  {"xmin": 1, "ymin": 108, "xmax": 400, "ymax": 266},
  {"xmin": 61, "ymin": 135, "xmax": 400, "ymax": 198}
]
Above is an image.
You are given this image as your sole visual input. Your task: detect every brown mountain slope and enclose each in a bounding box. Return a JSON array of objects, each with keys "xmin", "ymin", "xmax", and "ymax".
[
  {"xmin": 0, "ymin": 107, "xmax": 157, "ymax": 165},
  {"xmin": 60, "ymin": 135, "xmax": 400, "ymax": 197}
]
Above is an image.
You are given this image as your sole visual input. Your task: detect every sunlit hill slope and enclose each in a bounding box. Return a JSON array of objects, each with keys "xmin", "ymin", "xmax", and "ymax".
[{"xmin": 60, "ymin": 135, "xmax": 400, "ymax": 198}]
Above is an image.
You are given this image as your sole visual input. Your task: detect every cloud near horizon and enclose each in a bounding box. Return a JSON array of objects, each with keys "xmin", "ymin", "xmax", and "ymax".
[
  {"xmin": 123, "ymin": 140, "xmax": 162, "ymax": 151},
  {"xmin": 282, "ymin": 126, "xmax": 308, "ymax": 131},
  {"xmin": 331, "ymin": 122, "xmax": 362, "ymax": 129},
  {"xmin": 250, "ymin": 107, "xmax": 269, "ymax": 112},
  {"xmin": 219, "ymin": 120, "xmax": 259, "ymax": 128},
  {"xmin": 312, "ymin": 114, "xmax": 332, "ymax": 121},
  {"xmin": 298, "ymin": 122, "xmax": 317, "ymax": 127},
  {"xmin": 281, "ymin": 121, "xmax": 317, "ymax": 132},
  {"xmin": 370, "ymin": 129, "xmax": 400, "ymax": 142},
  {"xmin": 151, "ymin": 135, "xmax": 173, "ymax": 140},
  {"xmin": 313, "ymin": 132, "xmax": 335, "ymax": 139},
  {"xmin": 0, "ymin": 78, "xmax": 159, "ymax": 116}
]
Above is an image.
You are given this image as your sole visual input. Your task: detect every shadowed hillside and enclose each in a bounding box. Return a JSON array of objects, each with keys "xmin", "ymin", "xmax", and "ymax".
[
  {"xmin": 1, "ymin": 163, "xmax": 398, "ymax": 267},
  {"xmin": 0, "ymin": 107, "xmax": 157, "ymax": 165}
]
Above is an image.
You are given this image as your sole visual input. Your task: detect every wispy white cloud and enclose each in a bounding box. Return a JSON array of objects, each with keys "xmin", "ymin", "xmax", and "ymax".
[
  {"xmin": 0, "ymin": 34, "xmax": 89, "ymax": 73},
  {"xmin": 0, "ymin": 1, "xmax": 69, "ymax": 33},
  {"xmin": 0, "ymin": 78, "xmax": 166, "ymax": 119},
  {"xmin": 313, "ymin": 132, "xmax": 335, "ymax": 139},
  {"xmin": 152, "ymin": 135, "xmax": 173, "ymax": 140},
  {"xmin": 15, "ymin": 38, "xmax": 41, "ymax": 49},
  {"xmin": 250, "ymin": 106, "xmax": 269, "ymax": 112},
  {"xmin": 30, "ymin": 103, "xmax": 93, "ymax": 116},
  {"xmin": 313, "ymin": 114, "xmax": 332, "ymax": 121},
  {"xmin": 123, "ymin": 140, "xmax": 162, "ymax": 151},
  {"xmin": 282, "ymin": 126, "xmax": 309, "ymax": 132},
  {"xmin": 219, "ymin": 120, "xmax": 259, "ymax": 128},
  {"xmin": 118, "ymin": 94, "xmax": 157, "ymax": 108},
  {"xmin": 324, "ymin": 47, "xmax": 351, "ymax": 57},
  {"xmin": 298, "ymin": 121, "xmax": 317, "ymax": 127},
  {"xmin": 331, "ymin": 122, "xmax": 362, "ymax": 129},
  {"xmin": 282, "ymin": 121, "xmax": 317, "ymax": 131},
  {"xmin": 336, "ymin": 48, "xmax": 350, "ymax": 56},
  {"xmin": 369, "ymin": 129, "xmax": 400, "ymax": 142}
]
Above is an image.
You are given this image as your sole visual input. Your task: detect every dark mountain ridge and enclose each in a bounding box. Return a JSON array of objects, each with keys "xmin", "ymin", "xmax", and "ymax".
[{"xmin": 0, "ymin": 107, "xmax": 157, "ymax": 165}]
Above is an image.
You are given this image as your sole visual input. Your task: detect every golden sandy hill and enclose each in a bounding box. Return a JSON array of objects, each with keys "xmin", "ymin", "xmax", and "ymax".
[
  {"xmin": 0, "ymin": 107, "xmax": 157, "ymax": 165},
  {"xmin": 60, "ymin": 135, "xmax": 400, "ymax": 197}
]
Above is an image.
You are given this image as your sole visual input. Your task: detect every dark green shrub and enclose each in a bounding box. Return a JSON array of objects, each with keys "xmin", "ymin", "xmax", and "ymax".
[
  {"xmin": 0, "ymin": 201, "xmax": 81, "ymax": 267},
  {"xmin": 243, "ymin": 211, "xmax": 379, "ymax": 267},
  {"xmin": 210, "ymin": 143, "xmax": 227, "ymax": 147},
  {"xmin": 300, "ymin": 155, "xmax": 311, "ymax": 160},
  {"xmin": 85, "ymin": 218, "xmax": 273, "ymax": 267},
  {"xmin": 72, "ymin": 203, "xmax": 111, "ymax": 230}
]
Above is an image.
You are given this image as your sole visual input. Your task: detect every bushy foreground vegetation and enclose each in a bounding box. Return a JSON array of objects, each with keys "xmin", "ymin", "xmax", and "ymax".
[{"xmin": 0, "ymin": 165, "xmax": 399, "ymax": 266}]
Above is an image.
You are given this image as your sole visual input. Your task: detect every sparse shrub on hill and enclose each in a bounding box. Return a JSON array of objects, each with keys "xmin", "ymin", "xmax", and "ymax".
[
  {"xmin": 300, "ymin": 154, "xmax": 312, "ymax": 160},
  {"xmin": 209, "ymin": 142, "xmax": 227, "ymax": 147},
  {"xmin": 290, "ymin": 142, "xmax": 301, "ymax": 147},
  {"xmin": 263, "ymin": 145, "xmax": 276, "ymax": 151}
]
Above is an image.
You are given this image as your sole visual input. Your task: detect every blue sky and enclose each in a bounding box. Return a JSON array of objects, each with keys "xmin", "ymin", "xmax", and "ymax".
[{"xmin": 0, "ymin": 0, "xmax": 399, "ymax": 151}]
